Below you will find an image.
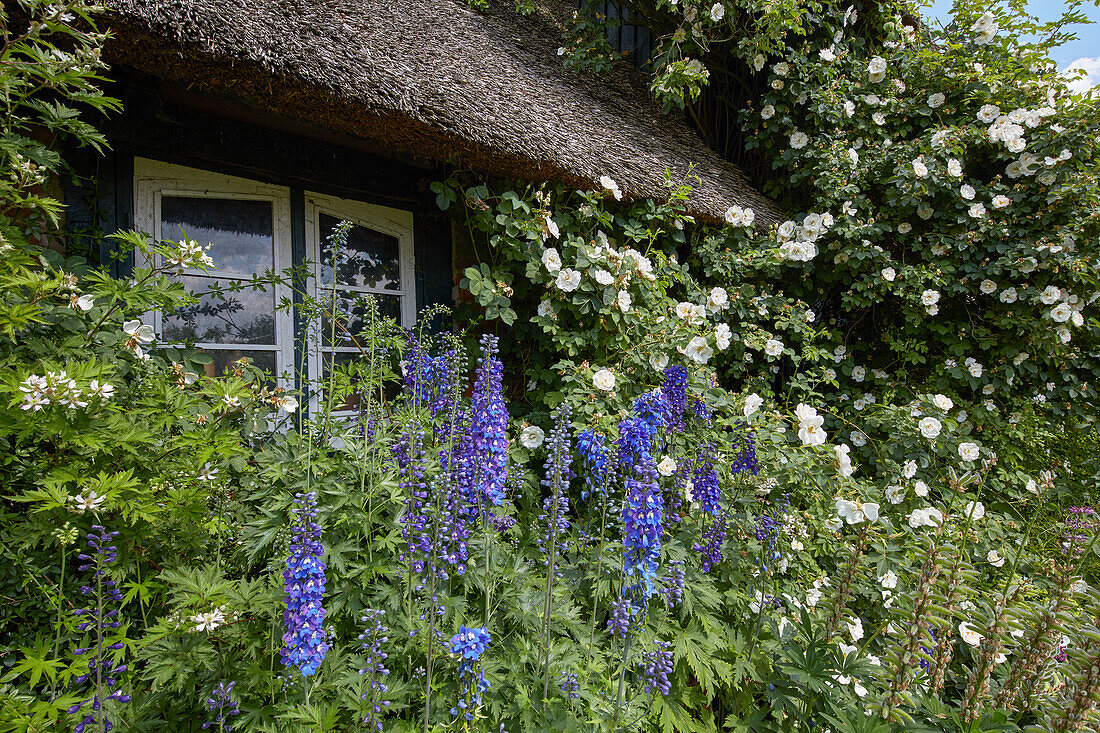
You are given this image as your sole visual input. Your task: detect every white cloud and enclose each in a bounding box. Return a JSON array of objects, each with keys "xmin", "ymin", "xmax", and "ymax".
[{"xmin": 1062, "ymin": 57, "xmax": 1100, "ymax": 95}]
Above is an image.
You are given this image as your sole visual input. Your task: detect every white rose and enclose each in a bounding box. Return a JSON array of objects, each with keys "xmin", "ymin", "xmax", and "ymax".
[
  {"xmin": 657, "ymin": 456, "xmax": 677, "ymax": 476},
  {"xmin": 542, "ymin": 248, "xmax": 562, "ymax": 272},
  {"xmin": 790, "ymin": 131, "xmax": 809, "ymax": 149},
  {"xmin": 555, "ymin": 268, "xmax": 581, "ymax": 292},
  {"xmin": 592, "ymin": 368, "xmax": 616, "ymax": 391},
  {"xmin": 959, "ymin": 621, "xmax": 984, "ymax": 647},
  {"xmin": 932, "ymin": 394, "xmax": 953, "ymax": 411},
  {"xmin": 744, "ymin": 393, "xmax": 764, "ymax": 417},
  {"xmin": 764, "ymin": 338, "xmax": 784, "ymax": 356},
  {"xmin": 958, "ymin": 442, "xmax": 980, "ymax": 462},
  {"xmin": 987, "ymin": 549, "xmax": 1006, "ymax": 567},
  {"xmin": 879, "ymin": 571, "xmax": 898, "ymax": 589},
  {"xmin": 592, "ymin": 268, "xmax": 614, "ymax": 285},
  {"xmin": 715, "ymin": 323, "xmax": 732, "ymax": 350},
  {"xmin": 919, "ymin": 416, "xmax": 942, "ymax": 439},
  {"xmin": 882, "ymin": 267, "xmax": 896, "ymax": 282},
  {"xmin": 685, "ymin": 336, "xmax": 714, "ymax": 365},
  {"xmin": 616, "ymin": 290, "xmax": 632, "ymax": 312},
  {"xmin": 963, "ymin": 501, "xmax": 985, "ymax": 520},
  {"xmin": 914, "ymin": 480, "xmax": 929, "ymax": 497},
  {"xmin": 519, "ymin": 425, "xmax": 545, "ymax": 449}
]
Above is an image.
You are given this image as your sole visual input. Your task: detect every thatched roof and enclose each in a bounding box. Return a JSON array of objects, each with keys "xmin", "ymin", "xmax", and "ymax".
[{"xmin": 99, "ymin": 0, "xmax": 781, "ymax": 224}]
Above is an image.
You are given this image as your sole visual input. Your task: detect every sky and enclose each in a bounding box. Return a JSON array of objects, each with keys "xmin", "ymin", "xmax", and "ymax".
[{"xmin": 920, "ymin": 0, "xmax": 1100, "ymax": 90}]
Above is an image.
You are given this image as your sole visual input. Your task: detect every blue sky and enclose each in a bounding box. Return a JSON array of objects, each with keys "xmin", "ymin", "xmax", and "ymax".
[{"xmin": 920, "ymin": 0, "xmax": 1099, "ymax": 83}]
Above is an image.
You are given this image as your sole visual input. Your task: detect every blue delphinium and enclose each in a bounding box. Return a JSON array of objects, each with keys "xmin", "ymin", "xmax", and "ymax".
[
  {"xmin": 538, "ymin": 404, "xmax": 574, "ymax": 569},
  {"xmin": 607, "ymin": 596, "xmax": 632, "ymax": 639},
  {"xmin": 755, "ymin": 514, "xmax": 781, "ymax": 574},
  {"xmin": 663, "ymin": 561, "xmax": 685, "ymax": 608},
  {"xmin": 201, "ymin": 681, "xmax": 240, "ymax": 732},
  {"xmin": 68, "ymin": 525, "xmax": 130, "ymax": 733},
  {"xmin": 558, "ymin": 670, "xmax": 579, "ymax": 699},
  {"xmin": 358, "ymin": 610, "xmax": 391, "ymax": 731},
  {"xmin": 661, "ymin": 365, "xmax": 688, "ymax": 430},
  {"xmin": 691, "ymin": 443, "xmax": 721, "ymax": 516},
  {"xmin": 450, "ymin": 626, "xmax": 491, "ymax": 722},
  {"xmin": 640, "ymin": 639, "xmax": 674, "ymax": 696},
  {"xmin": 436, "ymin": 474, "xmax": 471, "ymax": 577},
  {"xmin": 617, "ymin": 392, "xmax": 668, "ymax": 610},
  {"xmin": 694, "ymin": 517, "xmax": 728, "ymax": 573},
  {"xmin": 467, "ymin": 334, "xmax": 509, "ymax": 514},
  {"xmin": 575, "ymin": 428, "xmax": 610, "ymax": 503},
  {"xmin": 730, "ymin": 425, "xmax": 760, "ymax": 476},
  {"xmin": 281, "ymin": 492, "xmax": 329, "ymax": 677},
  {"xmin": 397, "ymin": 425, "xmax": 432, "ymax": 574}
]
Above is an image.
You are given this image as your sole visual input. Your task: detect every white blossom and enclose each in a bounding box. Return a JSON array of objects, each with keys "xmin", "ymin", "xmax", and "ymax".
[
  {"xmin": 657, "ymin": 456, "xmax": 677, "ymax": 476},
  {"xmin": 919, "ymin": 416, "xmax": 942, "ymax": 439},
  {"xmin": 795, "ymin": 403, "xmax": 827, "ymax": 446},
  {"xmin": 958, "ymin": 442, "xmax": 980, "ymax": 462},
  {"xmin": 555, "ymin": 268, "xmax": 581, "ymax": 292},
  {"xmin": 593, "ymin": 368, "xmax": 616, "ymax": 391},
  {"xmin": 519, "ymin": 425, "xmax": 545, "ymax": 449},
  {"xmin": 685, "ymin": 336, "xmax": 713, "ymax": 365}
]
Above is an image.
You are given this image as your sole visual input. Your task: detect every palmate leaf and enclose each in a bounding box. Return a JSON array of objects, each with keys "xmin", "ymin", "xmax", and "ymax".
[
  {"xmin": 653, "ymin": 693, "xmax": 716, "ymax": 733},
  {"xmin": 4, "ymin": 639, "xmax": 66, "ymax": 688},
  {"xmin": 672, "ymin": 621, "xmax": 726, "ymax": 698}
]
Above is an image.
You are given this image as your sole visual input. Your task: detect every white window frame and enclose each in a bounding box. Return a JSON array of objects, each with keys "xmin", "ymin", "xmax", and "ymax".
[
  {"xmin": 304, "ymin": 190, "xmax": 416, "ymax": 414},
  {"xmin": 133, "ymin": 157, "xmax": 295, "ymax": 382}
]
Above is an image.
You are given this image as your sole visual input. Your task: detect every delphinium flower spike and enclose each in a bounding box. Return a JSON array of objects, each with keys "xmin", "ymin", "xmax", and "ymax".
[
  {"xmin": 396, "ymin": 424, "xmax": 432, "ymax": 574},
  {"xmin": 539, "ymin": 404, "xmax": 574, "ymax": 700},
  {"xmin": 68, "ymin": 525, "xmax": 130, "ymax": 733},
  {"xmin": 358, "ymin": 610, "xmax": 391, "ymax": 731},
  {"xmin": 201, "ymin": 681, "xmax": 240, "ymax": 732},
  {"xmin": 449, "ymin": 626, "xmax": 491, "ymax": 725},
  {"xmin": 640, "ymin": 639, "xmax": 673, "ymax": 695},
  {"xmin": 661, "ymin": 365, "xmax": 688, "ymax": 431},
  {"xmin": 281, "ymin": 492, "xmax": 329, "ymax": 677},
  {"xmin": 467, "ymin": 334, "xmax": 509, "ymax": 515}
]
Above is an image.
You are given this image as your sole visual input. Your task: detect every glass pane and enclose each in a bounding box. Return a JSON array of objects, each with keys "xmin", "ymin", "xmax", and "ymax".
[
  {"xmin": 320, "ymin": 351, "xmax": 368, "ymax": 413},
  {"xmin": 164, "ymin": 275, "xmax": 276, "ymax": 345},
  {"xmin": 198, "ymin": 349, "xmax": 276, "ymax": 379},
  {"xmin": 319, "ymin": 213, "xmax": 401, "ymax": 291},
  {"xmin": 320, "ymin": 294, "xmax": 401, "ymax": 347},
  {"xmin": 162, "ymin": 196, "xmax": 274, "ymax": 278}
]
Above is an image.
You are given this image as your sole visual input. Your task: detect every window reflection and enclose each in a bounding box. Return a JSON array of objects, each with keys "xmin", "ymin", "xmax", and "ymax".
[
  {"xmin": 162, "ymin": 196, "xmax": 274, "ymax": 278},
  {"xmin": 319, "ymin": 213, "xmax": 401, "ymax": 291}
]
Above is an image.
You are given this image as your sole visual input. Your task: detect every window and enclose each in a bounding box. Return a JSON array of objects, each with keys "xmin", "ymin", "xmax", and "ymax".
[
  {"xmin": 304, "ymin": 191, "xmax": 415, "ymax": 413},
  {"xmin": 133, "ymin": 158, "xmax": 416, "ymax": 398}
]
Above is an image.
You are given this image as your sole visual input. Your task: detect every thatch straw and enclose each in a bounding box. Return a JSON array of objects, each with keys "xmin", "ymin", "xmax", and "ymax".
[{"xmin": 101, "ymin": 0, "xmax": 781, "ymax": 224}]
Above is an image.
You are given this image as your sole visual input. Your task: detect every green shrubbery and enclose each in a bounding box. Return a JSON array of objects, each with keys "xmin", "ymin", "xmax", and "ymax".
[{"xmin": 3, "ymin": 0, "xmax": 1100, "ymax": 732}]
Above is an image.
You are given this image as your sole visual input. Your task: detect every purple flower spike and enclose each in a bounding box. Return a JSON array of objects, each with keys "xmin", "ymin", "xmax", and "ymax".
[
  {"xmin": 67, "ymin": 526, "xmax": 129, "ymax": 731},
  {"xmin": 201, "ymin": 681, "xmax": 240, "ymax": 731},
  {"xmin": 280, "ymin": 492, "xmax": 330, "ymax": 677}
]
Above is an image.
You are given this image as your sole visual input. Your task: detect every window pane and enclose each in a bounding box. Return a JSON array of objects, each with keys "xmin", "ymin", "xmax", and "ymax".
[
  {"xmin": 198, "ymin": 349, "xmax": 277, "ymax": 379},
  {"xmin": 320, "ymin": 351, "xmax": 370, "ymax": 413},
  {"xmin": 320, "ymin": 294, "xmax": 401, "ymax": 347},
  {"xmin": 162, "ymin": 196, "xmax": 274, "ymax": 278},
  {"xmin": 319, "ymin": 213, "xmax": 401, "ymax": 291},
  {"xmin": 163, "ymin": 275, "xmax": 276, "ymax": 345}
]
